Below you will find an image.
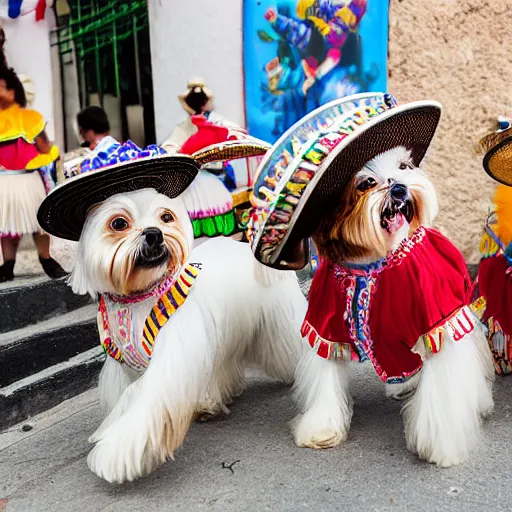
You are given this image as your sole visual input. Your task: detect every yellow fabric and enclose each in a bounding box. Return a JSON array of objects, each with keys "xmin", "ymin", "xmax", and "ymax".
[
  {"xmin": 26, "ymin": 145, "xmax": 60, "ymax": 170},
  {"xmin": 335, "ymin": 6, "xmax": 358, "ymax": 29},
  {"xmin": 480, "ymin": 230, "xmax": 500, "ymax": 258},
  {"xmin": 308, "ymin": 15, "xmax": 331, "ymax": 36},
  {"xmin": 493, "ymin": 184, "xmax": 512, "ymax": 247},
  {"xmin": 0, "ymin": 104, "xmax": 46, "ymax": 144},
  {"xmin": 296, "ymin": 0, "xmax": 315, "ymax": 19}
]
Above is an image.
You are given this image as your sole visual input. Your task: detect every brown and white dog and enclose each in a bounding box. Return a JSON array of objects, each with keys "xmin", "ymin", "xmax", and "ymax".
[{"xmin": 292, "ymin": 146, "xmax": 494, "ymax": 467}]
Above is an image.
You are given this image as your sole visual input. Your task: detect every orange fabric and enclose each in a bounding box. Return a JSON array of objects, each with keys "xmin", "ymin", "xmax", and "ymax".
[{"xmin": 493, "ymin": 184, "xmax": 512, "ymax": 247}]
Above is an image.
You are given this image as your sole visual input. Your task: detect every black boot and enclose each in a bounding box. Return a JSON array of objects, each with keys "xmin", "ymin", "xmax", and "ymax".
[
  {"xmin": 0, "ymin": 260, "xmax": 15, "ymax": 283},
  {"xmin": 39, "ymin": 257, "xmax": 67, "ymax": 279}
]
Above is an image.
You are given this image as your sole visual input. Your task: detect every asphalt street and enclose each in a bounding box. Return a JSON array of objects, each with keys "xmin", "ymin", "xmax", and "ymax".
[{"xmin": 1, "ymin": 364, "xmax": 512, "ymax": 512}]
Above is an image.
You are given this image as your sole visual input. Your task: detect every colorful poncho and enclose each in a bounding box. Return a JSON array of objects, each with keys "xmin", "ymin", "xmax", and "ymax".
[{"xmin": 303, "ymin": 227, "xmax": 479, "ymax": 384}]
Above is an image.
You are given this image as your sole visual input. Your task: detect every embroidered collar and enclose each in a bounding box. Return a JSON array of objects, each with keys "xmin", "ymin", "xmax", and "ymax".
[
  {"xmin": 98, "ymin": 264, "xmax": 201, "ymax": 370},
  {"xmin": 106, "ymin": 271, "xmax": 180, "ymax": 305},
  {"xmin": 333, "ymin": 227, "xmax": 427, "ymax": 278}
]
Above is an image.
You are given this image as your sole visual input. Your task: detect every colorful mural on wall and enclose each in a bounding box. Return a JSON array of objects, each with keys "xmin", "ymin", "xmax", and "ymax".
[{"xmin": 243, "ymin": 0, "xmax": 389, "ymax": 142}]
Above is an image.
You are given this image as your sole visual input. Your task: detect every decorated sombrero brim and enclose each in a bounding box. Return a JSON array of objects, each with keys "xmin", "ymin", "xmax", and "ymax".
[
  {"xmin": 191, "ymin": 137, "xmax": 270, "ymax": 165},
  {"xmin": 179, "ymin": 115, "xmax": 270, "ymax": 165},
  {"xmin": 481, "ymin": 118, "xmax": 512, "ymax": 186},
  {"xmin": 38, "ymin": 141, "xmax": 199, "ymax": 241},
  {"xmin": 247, "ymin": 92, "xmax": 442, "ymax": 270}
]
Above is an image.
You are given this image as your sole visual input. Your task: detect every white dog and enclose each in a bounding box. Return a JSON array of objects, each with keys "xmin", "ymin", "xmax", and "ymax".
[
  {"xmin": 292, "ymin": 147, "xmax": 494, "ymax": 467},
  {"xmin": 70, "ymin": 188, "xmax": 307, "ymax": 483}
]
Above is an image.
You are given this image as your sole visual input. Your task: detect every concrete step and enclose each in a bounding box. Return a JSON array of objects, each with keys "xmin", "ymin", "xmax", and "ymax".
[
  {"xmin": 0, "ymin": 304, "xmax": 98, "ymax": 387},
  {"xmin": 0, "ymin": 275, "xmax": 91, "ymax": 334},
  {"xmin": 0, "ymin": 346, "xmax": 104, "ymax": 430}
]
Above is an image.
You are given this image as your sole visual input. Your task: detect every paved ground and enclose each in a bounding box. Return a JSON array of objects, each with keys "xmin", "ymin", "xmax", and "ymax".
[{"xmin": 1, "ymin": 365, "xmax": 512, "ymax": 512}]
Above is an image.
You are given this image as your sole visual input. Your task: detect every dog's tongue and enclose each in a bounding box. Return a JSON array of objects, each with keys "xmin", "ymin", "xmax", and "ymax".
[{"xmin": 386, "ymin": 213, "xmax": 406, "ymax": 234}]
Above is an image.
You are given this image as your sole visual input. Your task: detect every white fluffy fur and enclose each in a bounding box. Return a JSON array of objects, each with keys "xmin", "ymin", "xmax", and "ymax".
[
  {"xmin": 403, "ymin": 323, "xmax": 494, "ymax": 466},
  {"xmin": 291, "ymin": 345, "xmax": 352, "ymax": 448},
  {"xmin": 71, "ymin": 189, "xmax": 307, "ymax": 483},
  {"xmin": 293, "ymin": 147, "xmax": 494, "ymax": 466}
]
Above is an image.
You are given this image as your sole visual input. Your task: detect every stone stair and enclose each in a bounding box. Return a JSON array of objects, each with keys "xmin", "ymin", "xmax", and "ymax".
[{"xmin": 0, "ymin": 274, "xmax": 102, "ymax": 430}]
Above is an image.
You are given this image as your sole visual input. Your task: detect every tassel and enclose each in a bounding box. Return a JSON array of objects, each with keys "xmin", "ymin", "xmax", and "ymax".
[
  {"xmin": 35, "ymin": 0, "xmax": 47, "ymax": 21},
  {"xmin": 8, "ymin": 0, "xmax": 23, "ymax": 19},
  {"xmin": 477, "ymin": 116, "xmax": 512, "ymax": 154}
]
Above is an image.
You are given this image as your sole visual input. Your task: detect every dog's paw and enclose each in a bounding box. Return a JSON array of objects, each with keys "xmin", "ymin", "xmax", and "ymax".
[
  {"xmin": 291, "ymin": 412, "xmax": 349, "ymax": 449},
  {"xmin": 194, "ymin": 408, "xmax": 229, "ymax": 423},
  {"xmin": 194, "ymin": 393, "xmax": 230, "ymax": 422},
  {"xmin": 87, "ymin": 421, "xmax": 161, "ymax": 483},
  {"xmin": 415, "ymin": 447, "xmax": 468, "ymax": 468}
]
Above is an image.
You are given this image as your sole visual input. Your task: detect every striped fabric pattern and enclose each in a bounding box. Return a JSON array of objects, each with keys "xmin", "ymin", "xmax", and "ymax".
[
  {"xmin": 98, "ymin": 264, "xmax": 201, "ymax": 370},
  {"xmin": 141, "ymin": 264, "xmax": 200, "ymax": 357}
]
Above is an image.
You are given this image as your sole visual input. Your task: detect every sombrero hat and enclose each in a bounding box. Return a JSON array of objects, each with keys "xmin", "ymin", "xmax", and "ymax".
[
  {"xmin": 178, "ymin": 77, "xmax": 214, "ymax": 115},
  {"xmin": 38, "ymin": 141, "xmax": 200, "ymax": 242},
  {"xmin": 39, "ymin": 122, "xmax": 270, "ymax": 242},
  {"xmin": 179, "ymin": 114, "xmax": 270, "ymax": 164},
  {"xmin": 479, "ymin": 117, "xmax": 512, "ymax": 186},
  {"xmin": 247, "ymin": 92, "xmax": 442, "ymax": 270}
]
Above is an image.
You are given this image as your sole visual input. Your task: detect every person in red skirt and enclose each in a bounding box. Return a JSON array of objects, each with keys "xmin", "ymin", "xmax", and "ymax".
[
  {"xmin": 477, "ymin": 117, "xmax": 512, "ymax": 374},
  {"xmin": 0, "ymin": 29, "xmax": 65, "ymax": 282}
]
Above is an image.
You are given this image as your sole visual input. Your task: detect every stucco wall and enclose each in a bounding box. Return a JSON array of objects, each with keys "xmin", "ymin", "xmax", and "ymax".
[
  {"xmin": 388, "ymin": 0, "xmax": 512, "ymax": 262},
  {"xmin": 149, "ymin": 0, "xmax": 512, "ymax": 261},
  {"xmin": 2, "ymin": 8, "xmax": 56, "ymax": 141},
  {"xmin": 148, "ymin": 0, "xmax": 245, "ymax": 142}
]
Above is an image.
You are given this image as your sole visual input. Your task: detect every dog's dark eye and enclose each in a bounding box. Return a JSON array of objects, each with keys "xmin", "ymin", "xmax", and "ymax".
[
  {"xmin": 110, "ymin": 218, "xmax": 129, "ymax": 231},
  {"xmin": 161, "ymin": 212, "xmax": 175, "ymax": 223},
  {"xmin": 399, "ymin": 162, "xmax": 412, "ymax": 170},
  {"xmin": 357, "ymin": 177, "xmax": 377, "ymax": 192}
]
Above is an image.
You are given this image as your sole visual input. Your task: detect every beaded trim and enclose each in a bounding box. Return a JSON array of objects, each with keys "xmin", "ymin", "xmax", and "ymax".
[
  {"xmin": 248, "ymin": 93, "xmax": 397, "ymax": 265},
  {"xmin": 106, "ymin": 271, "xmax": 180, "ymax": 305},
  {"xmin": 422, "ymin": 305, "xmax": 479, "ymax": 354},
  {"xmin": 384, "ymin": 227, "xmax": 426, "ymax": 268}
]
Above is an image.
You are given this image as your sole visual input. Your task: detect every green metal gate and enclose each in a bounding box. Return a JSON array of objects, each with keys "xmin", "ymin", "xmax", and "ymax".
[{"xmin": 53, "ymin": 0, "xmax": 156, "ymax": 149}]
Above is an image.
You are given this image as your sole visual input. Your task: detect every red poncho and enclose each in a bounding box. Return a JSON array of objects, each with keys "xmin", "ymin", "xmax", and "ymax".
[{"xmin": 302, "ymin": 227, "xmax": 476, "ymax": 383}]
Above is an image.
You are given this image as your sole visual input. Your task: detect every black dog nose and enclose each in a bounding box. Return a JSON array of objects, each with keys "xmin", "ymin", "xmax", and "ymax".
[
  {"xmin": 390, "ymin": 183, "xmax": 408, "ymax": 201},
  {"xmin": 142, "ymin": 227, "xmax": 163, "ymax": 247}
]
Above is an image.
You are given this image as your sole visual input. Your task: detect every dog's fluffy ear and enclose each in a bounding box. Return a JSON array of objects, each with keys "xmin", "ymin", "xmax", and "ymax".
[
  {"xmin": 68, "ymin": 224, "xmax": 99, "ymax": 298},
  {"xmin": 68, "ymin": 244, "xmax": 97, "ymax": 298}
]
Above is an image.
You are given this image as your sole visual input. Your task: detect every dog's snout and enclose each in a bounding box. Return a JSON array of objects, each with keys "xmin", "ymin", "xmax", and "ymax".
[
  {"xmin": 142, "ymin": 227, "xmax": 164, "ymax": 247},
  {"xmin": 390, "ymin": 183, "xmax": 408, "ymax": 201}
]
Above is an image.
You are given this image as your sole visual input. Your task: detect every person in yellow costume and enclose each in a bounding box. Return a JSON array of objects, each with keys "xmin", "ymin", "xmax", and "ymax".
[{"xmin": 0, "ymin": 29, "xmax": 65, "ymax": 282}]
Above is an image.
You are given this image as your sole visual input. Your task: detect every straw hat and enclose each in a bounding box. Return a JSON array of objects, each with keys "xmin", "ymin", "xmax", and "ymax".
[
  {"xmin": 480, "ymin": 117, "xmax": 512, "ymax": 186},
  {"xmin": 178, "ymin": 77, "xmax": 214, "ymax": 115},
  {"xmin": 247, "ymin": 92, "xmax": 442, "ymax": 269}
]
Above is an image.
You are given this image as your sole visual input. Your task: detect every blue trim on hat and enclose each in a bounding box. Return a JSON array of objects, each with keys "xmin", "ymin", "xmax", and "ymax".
[{"xmin": 79, "ymin": 140, "xmax": 167, "ymax": 175}]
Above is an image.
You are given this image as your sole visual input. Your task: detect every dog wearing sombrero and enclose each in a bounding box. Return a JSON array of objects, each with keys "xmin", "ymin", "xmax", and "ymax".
[
  {"xmin": 476, "ymin": 116, "xmax": 512, "ymax": 375},
  {"xmin": 37, "ymin": 127, "xmax": 307, "ymax": 483},
  {"xmin": 248, "ymin": 92, "xmax": 494, "ymax": 467}
]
